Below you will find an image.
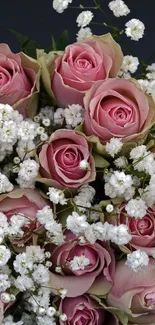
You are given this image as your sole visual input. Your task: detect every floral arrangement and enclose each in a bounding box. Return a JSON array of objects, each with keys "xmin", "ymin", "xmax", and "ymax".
[{"xmin": 1, "ymin": 1, "xmax": 155, "ymax": 324}]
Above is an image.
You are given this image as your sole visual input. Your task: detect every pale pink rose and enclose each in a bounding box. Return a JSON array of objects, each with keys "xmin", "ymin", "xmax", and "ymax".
[
  {"xmin": 39, "ymin": 129, "xmax": 96, "ymax": 189},
  {"xmin": 84, "ymin": 78, "xmax": 155, "ymax": 143},
  {"xmin": 59, "ymin": 295, "xmax": 119, "ymax": 325},
  {"xmin": 51, "ymin": 34, "xmax": 123, "ymax": 107},
  {"xmin": 107, "ymin": 205, "xmax": 155, "ymax": 256},
  {"xmin": 107, "ymin": 258, "xmax": 155, "ymax": 324},
  {"xmin": 0, "ymin": 188, "xmax": 47, "ymax": 243},
  {"xmin": 0, "ymin": 44, "xmax": 40, "ymax": 116},
  {"xmin": 48, "ymin": 231, "xmax": 115, "ymax": 297}
]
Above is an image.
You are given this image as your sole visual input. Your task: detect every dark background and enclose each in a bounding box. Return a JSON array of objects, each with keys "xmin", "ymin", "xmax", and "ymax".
[{"xmin": 1, "ymin": 0, "xmax": 155, "ymax": 63}]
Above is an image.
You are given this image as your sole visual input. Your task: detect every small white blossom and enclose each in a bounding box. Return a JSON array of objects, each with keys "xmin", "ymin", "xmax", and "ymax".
[
  {"xmin": 66, "ymin": 211, "xmax": 89, "ymax": 234},
  {"xmin": 0, "ymin": 246, "xmax": 11, "ymax": 267},
  {"xmin": 0, "ymin": 274, "xmax": 11, "ymax": 292},
  {"xmin": 70, "ymin": 255, "xmax": 90, "ymax": 271},
  {"xmin": 26, "ymin": 246, "xmax": 45, "ymax": 264},
  {"xmin": 54, "ymin": 108, "xmax": 64, "ymax": 125},
  {"xmin": 59, "ymin": 288, "xmax": 67, "ymax": 299},
  {"xmin": 1, "ymin": 292, "xmax": 11, "ymax": 303},
  {"xmin": 126, "ymin": 250, "xmax": 149, "ymax": 272},
  {"xmin": 105, "ymin": 171, "xmax": 133, "ymax": 198},
  {"xmin": 60, "ymin": 314, "xmax": 67, "ymax": 321},
  {"xmin": 121, "ymin": 55, "xmax": 139, "ymax": 74},
  {"xmin": 53, "ymin": 0, "xmax": 72, "ymax": 13},
  {"xmin": 3, "ymin": 315, "xmax": 23, "ymax": 325},
  {"xmin": 47, "ymin": 187, "xmax": 67, "ymax": 205},
  {"xmin": 109, "ymin": 224, "xmax": 132, "ymax": 245},
  {"xmin": 64, "ymin": 104, "xmax": 84, "ymax": 128},
  {"xmin": 109, "ymin": 0, "xmax": 130, "ymax": 17},
  {"xmin": 13, "ymin": 252, "xmax": 34, "ymax": 275},
  {"xmin": 125, "ymin": 198, "xmax": 147, "ymax": 219},
  {"xmin": 37, "ymin": 206, "xmax": 54, "ymax": 226},
  {"xmin": 106, "ymin": 204, "xmax": 114, "ymax": 213},
  {"xmin": 18, "ymin": 119, "xmax": 38, "ymax": 142},
  {"xmin": 84, "ymin": 221, "xmax": 111, "ymax": 244},
  {"xmin": 0, "ymin": 173, "xmax": 14, "ymax": 193},
  {"xmin": 114, "ymin": 156, "xmax": 128, "ymax": 168},
  {"xmin": 79, "ymin": 159, "xmax": 90, "ymax": 170},
  {"xmin": 76, "ymin": 11, "xmax": 93, "ymax": 28},
  {"xmin": 105, "ymin": 138, "xmax": 123, "ymax": 157},
  {"xmin": 125, "ymin": 19, "xmax": 145, "ymax": 41},
  {"xmin": 76, "ymin": 27, "xmax": 92, "ymax": 42},
  {"xmin": 14, "ymin": 275, "xmax": 34, "ymax": 291},
  {"xmin": 36, "ymin": 315, "xmax": 56, "ymax": 325},
  {"xmin": 16, "ymin": 159, "xmax": 39, "ymax": 188},
  {"xmin": 32, "ymin": 264, "xmax": 50, "ymax": 284}
]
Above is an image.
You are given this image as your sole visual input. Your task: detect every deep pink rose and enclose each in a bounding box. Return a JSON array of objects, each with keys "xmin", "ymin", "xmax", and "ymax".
[
  {"xmin": 107, "ymin": 258, "xmax": 155, "ymax": 324},
  {"xmin": 0, "ymin": 188, "xmax": 47, "ymax": 243},
  {"xmin": 84, "ymin": 78, "xmax": 155, "ymax": 143},
  {"xmin": 48, "ymin": 231, "xmax": 115, "ymax": 297},
  {"xmin": 0, "ymin": 44, "xmax": 40, "ymax": 116},
  {"xmin": 39, "ymin": 129, "xmax": 96, "ymax": 189},
  {"xmin": 59, "ymin": 295, "xmax": 119, "ymax": 325},
  {"xmin": 51, "ymin": 34, "xmax": 123, "ymax": 107}
]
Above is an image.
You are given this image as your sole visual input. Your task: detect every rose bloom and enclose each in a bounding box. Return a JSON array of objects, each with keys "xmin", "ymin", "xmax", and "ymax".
[
  {"xmin": 59, "ymin": 295, "xmax": 119, "ymax": 325},
  {"xmin": 107, "ymin": 205, "xmax": 155, "ymax": 256},
  {"xmin": 84, "ymin": 78, "xmax": 155, "ymax": 143},
  {"xmin": 107, "ymin": 258, "xmax": 155, "ymax": 324},
  {"xmin": 50, "ymin": 34, "xmax": 123, "ymax": 107},
  {"xmin": 39, "ymin": 129, "xmax": 96, "ymax": 189},
  {"xmin": 48, "ymin": 231, "xmax": 115, "ymax": 297},
  {"xmin": 0, "ymin": 188, "xmax": 47, "ymax": 243},
  {"xmin": 0, "ymin": 44, "xmax": 40, "ymax": 116}
]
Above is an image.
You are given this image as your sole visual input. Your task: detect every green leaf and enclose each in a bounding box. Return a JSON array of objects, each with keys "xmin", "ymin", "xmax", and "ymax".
[
  {"xmin": 93, "ymin": 151, "xmax": 109, "ymax": 168},
  {"xmin": 90, "ymin": 295, "xmax": 128, "ymax": 325},
  {"xmin": 8, "ymin": 29, "xmax": 41, "ymax": 58},
  {"xmin": 56, "ymin": 30, "xmax": 70, "ymax": 50}
]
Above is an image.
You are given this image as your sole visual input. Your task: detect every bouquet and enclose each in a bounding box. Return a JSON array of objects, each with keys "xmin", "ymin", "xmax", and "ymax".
[{"xmin": 1, "ymin": 1, "xmax": 155, "ymax": 324}]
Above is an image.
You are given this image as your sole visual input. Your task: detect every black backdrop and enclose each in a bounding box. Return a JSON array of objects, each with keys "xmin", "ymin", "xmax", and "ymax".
[{"xmin": 1, "ymin": 0, "xmax": 155, "ymax": 62}]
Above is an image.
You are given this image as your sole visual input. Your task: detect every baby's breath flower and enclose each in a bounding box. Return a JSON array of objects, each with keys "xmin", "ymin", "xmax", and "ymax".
[
  {"xmin": 76, "ymin": 11, "xmax": 94, "ymax": 28},
  {"xmin": 125, "ymin": 19, "xmax": 145, "ymax": 41},
  {"xmin": 109, "ymin": 0, "xmax": 130, "ymax": 17},
  {"xmin": 125, "ymin": 198, "xmax": 147, "ymax": 219},
  {"xmin": 105, "ymin": 138, "xmax": 123, "ymax": 157},
  {"xmin": 126, "ymin": 250, "xmax": 149, "ymax": 272},
  {"xmin": 76, "ymin": 27, "xmax": 92, "ymax": 42},
  {"xmin": 53, "ymin": 0, "xmax": 72, "ymax": 13}
]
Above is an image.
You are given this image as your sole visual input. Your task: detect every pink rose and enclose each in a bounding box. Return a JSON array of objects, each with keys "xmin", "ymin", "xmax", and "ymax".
[
  {"xmin": 107, "ymin": 205, "xmax": 155, "ymax": 255},
  {"xmin": 59, "ymin": 295, "xmax": 119, "ymax": 325},
  {"xmin": 0, "ymin": 44, "xmax": 40, "ymax": 116},
  {"xmin": 39, "ymin": 129, "xmax": 96, "ymax": 189},
  {"xmin": 51, "ymin": 34, "xmax": 123, "ymax": 107},
  {"xmin": 84, "ymin": 78, "xmax": 155, "ymax": 143},
  {"xmin": 48, "ymin": 231, "xmax": 115, "ymax": 297},
  {"xmin": 0, "ymin": 188, "xmax": 47, "ymax": 243},
  {"xmin": 120, "ymin": 206, "xmax": 155, "ymax": 255},
  {"xmin": 107, "ymin": 258, "xmax": 155, "ymax": 324}
]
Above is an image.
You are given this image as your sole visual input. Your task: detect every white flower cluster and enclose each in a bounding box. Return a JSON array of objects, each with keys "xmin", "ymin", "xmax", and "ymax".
[
  {"xmin": 104, "ymin": 170, "xmax": 135, "ymax": 200},
  {"xmin": 76, "ymin": 11, "xmax": 94, "ymax": 28},
  {"xmin": 130, "ymin": 145, "xmax": 155, "ymax": 176},
  {"xmin": 16, "ymin": 159, "xmax": 39, "ymax": 188},
  {"xmin": 126, "ymin": 250, "xmax": 149, "ymax": 272},
  {"xmin": 125, "ymin": 198, "xmax": 147, "ymax": 219},
  {"xmin": 109, "ymin": 0, "xmax": 130, "ymax": 17},
  {"xmin": 146, "ymin": 63, "xmax": 155, "ymax": 81},
  {"xmin": 73, "ymin": 184, "xmax": 96, "ymax": 212},
  {"xmin": 105, "ymin": 138, "xmax": 123, "ymax": 158},
  {"xmin": 138, "ymin": 79, "xmax": 155, "ymax": 103},
  {"xmin": 0, "ymin": 212, "xmax": 28, "ymax": 240},
  {"xmin": 119, "ymin": 55, "xmax": 139, "ymax": 78},
  {"xmin": 16, "ymin": 119, "xmax": 39, "ymax": 160},
  {"xmin": 37, "ymin": 206, "xmax": 65, "ymax": 245},
  {"xmin": 53, "ymin": 0, "xmax": 72, "ymax": 13},
  {"xmin": 47, "ymin": 187, "xmax": 67, "ymax": 205},
  {"xmin": 54, "ymin": 104, "xmax": 84, "ymax": 128},
  {"xmin": 76, "ymin": 27, "xmax": 92, "ymax": 42},
  {"xmin": 3, "ymin": 315, "xmax": 23, "ymax": 325},
  {"xmin": 125, "ymin": 19, "xmax": 145, "ymax": 41},
  {"xmin": 0, "ymin": 173, "xmax": 13, "ymax": 194},
  {"xmin": 66, "ymin": 212, "xmax": 132, "ymax": 245},
  {"xmin": 70, "ymin": 255, "xmax": 90, "ymax": 271}
]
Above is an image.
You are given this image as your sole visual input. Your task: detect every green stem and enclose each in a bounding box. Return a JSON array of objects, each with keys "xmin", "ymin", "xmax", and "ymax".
[
  {"xmin": 93, "ymin": 0, "xmax": 113, "ymax": 26},
  {"xmin": 69, "ymin": 6, "xmax": 97, "ymax": 10}
]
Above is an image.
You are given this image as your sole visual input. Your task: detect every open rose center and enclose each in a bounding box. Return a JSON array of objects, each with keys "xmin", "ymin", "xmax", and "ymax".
[
  {"xmin": 73, "ymin": 306, "xmax": 96, "ymax": 325},
  {"xmin": 75, "ymin": 58, "xmax": 94, "ymax": 71},
  {"xmin": 145, "ymin": 291, "xmax": 155, "ymax": 308},
  {"xmin": 128, "ymin": 215, "xmax": 153, "ymax": 236}
]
